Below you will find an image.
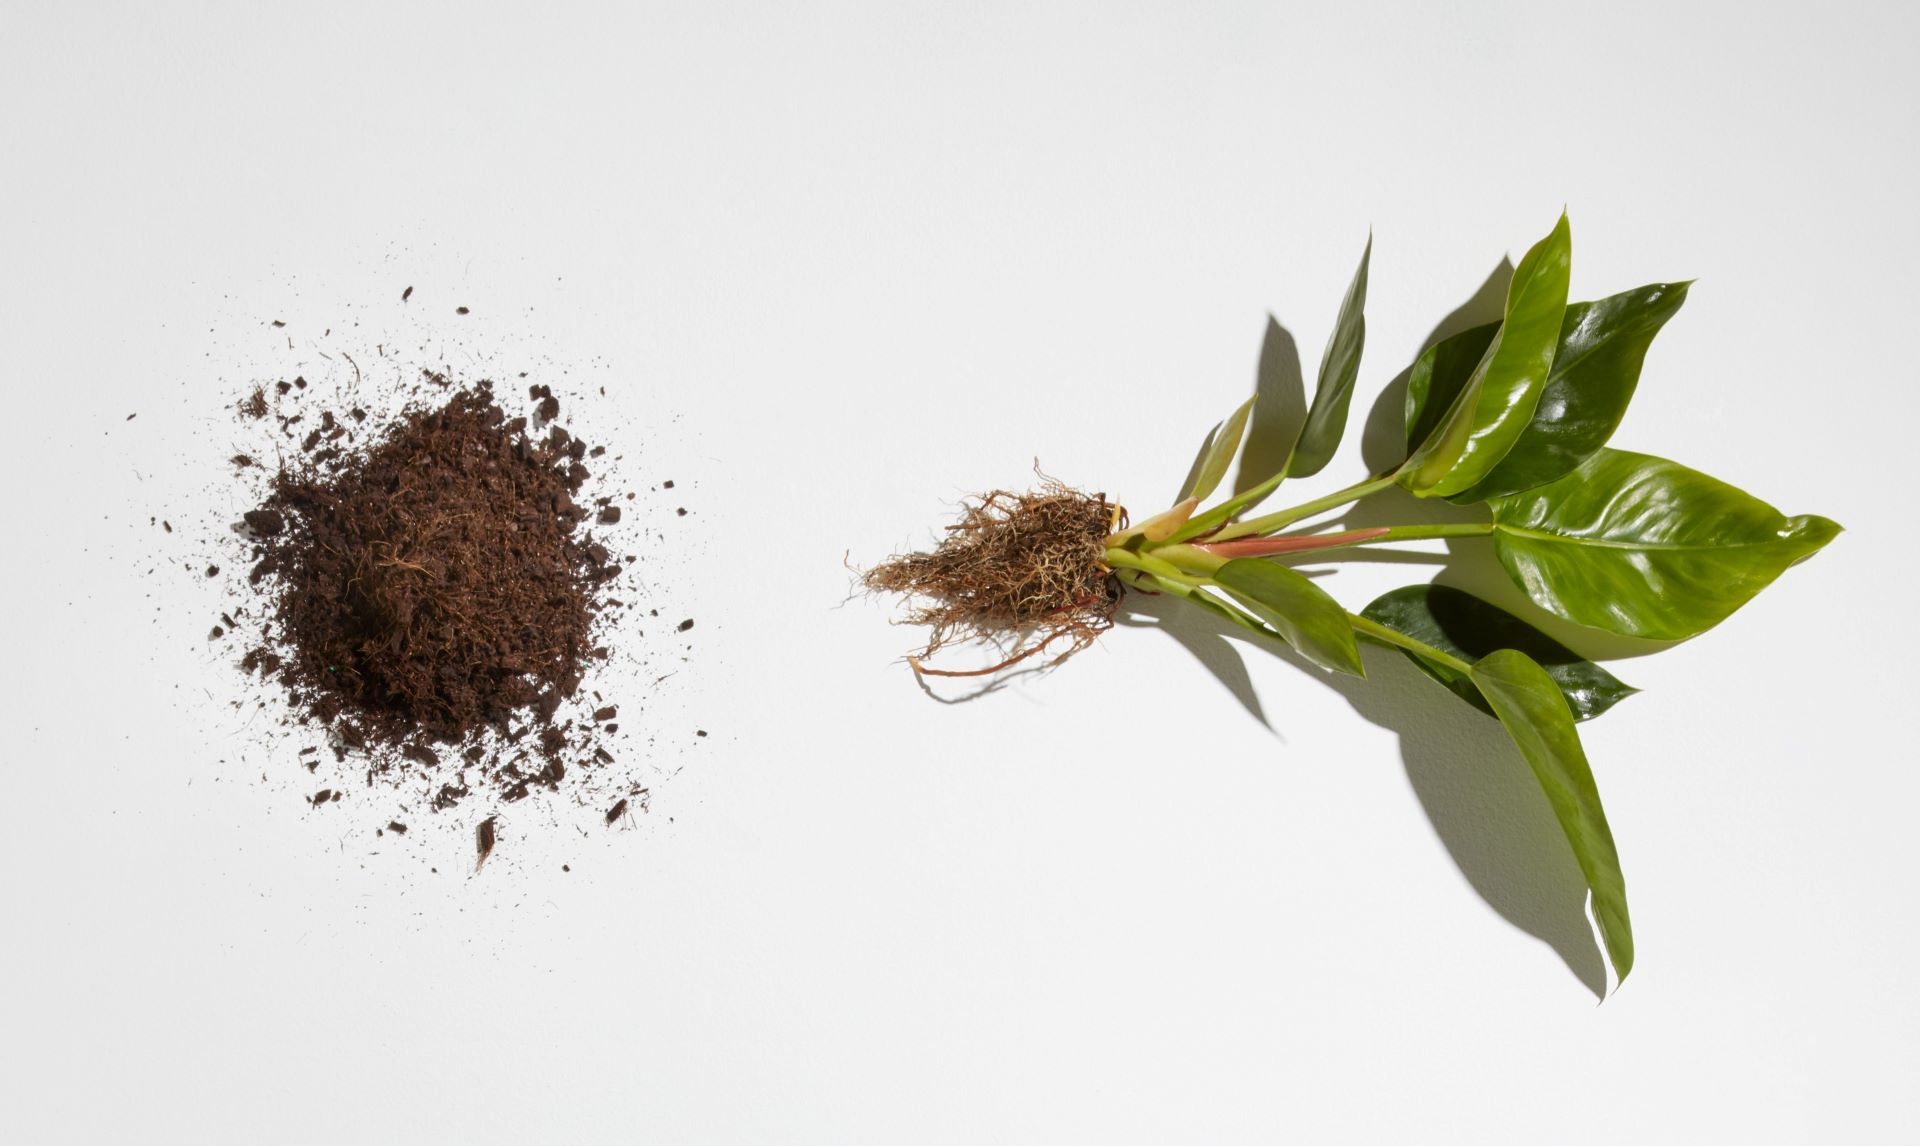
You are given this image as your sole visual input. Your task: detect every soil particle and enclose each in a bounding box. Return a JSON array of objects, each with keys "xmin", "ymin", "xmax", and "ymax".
[
  {"xmin": 433, "ymin": 779, "xmax": 470, "ymax": 810},
  {"xmin": 475, "ymin": 816, "xmax": 496, "ymax": 870}
]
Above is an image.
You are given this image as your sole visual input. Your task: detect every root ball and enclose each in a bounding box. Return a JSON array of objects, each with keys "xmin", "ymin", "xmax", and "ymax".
[{"xmin": 864, "ymin": 481, "xmax": 1123, "ymax": 676}]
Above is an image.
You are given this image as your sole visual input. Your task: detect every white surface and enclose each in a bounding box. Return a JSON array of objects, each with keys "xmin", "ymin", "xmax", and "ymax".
[{"xmin": 3, "ymin": 2, "xmax": 1916, "ymax": 1141}]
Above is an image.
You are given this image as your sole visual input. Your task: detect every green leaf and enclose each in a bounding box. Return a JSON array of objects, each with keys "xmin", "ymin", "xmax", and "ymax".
[
  {"xmin": 1404, "ymin": 321, "xmax": 1498, "ymax": 459},
  {"xmin": 1470, "ymin": 649, "xmax": 1634, "ymax": 985},
  {"xmin": 1181, "ymin": 395, "xmax": 1257, "ymax": 503},
  {"xmin": 1157, "ymin": 575, "xmax": 1279, "ymax": 640},
  {"xmin": 1489, "ymin": 448, "xmax": 1842, "ymax": 639},
  {"xmin": 1214, "ymin": 559, "xmax": 1365, "ymax": 676},
  {"xmin": 1360, "ymin": 584, "xmax": 1636, "ymax": 722},
  {"xmin": 1287, "ymin": 235, "xmax": 1371, "ymax": 478},
  {"xmin": 1455, "ymin": 283, "xmax": 1691, "ymax": 501},
  {"xmin": 1401, "ymin": 214, "xmax": 1573, "ymax": 497}
]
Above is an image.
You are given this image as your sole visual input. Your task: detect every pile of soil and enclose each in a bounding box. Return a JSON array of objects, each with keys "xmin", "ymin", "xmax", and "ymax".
[{"xmin": 220, "ymin": 364, "xmax": 683, "ymax": 861}]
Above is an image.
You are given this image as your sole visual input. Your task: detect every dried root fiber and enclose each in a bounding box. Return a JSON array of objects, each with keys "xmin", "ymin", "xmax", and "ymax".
[{"xmin": 864, "ymin": 482, "xmax": 1123, "ymax": 676}]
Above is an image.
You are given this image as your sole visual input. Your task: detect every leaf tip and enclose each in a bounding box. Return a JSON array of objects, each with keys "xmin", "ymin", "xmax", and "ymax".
[
  {"xmin": 1609, "ymin": 948, "xmax": 1634, "ymax": 991},
  {"xmin": 1783, "ymin": 514, "xmax": 1843, "ymax": 550}
]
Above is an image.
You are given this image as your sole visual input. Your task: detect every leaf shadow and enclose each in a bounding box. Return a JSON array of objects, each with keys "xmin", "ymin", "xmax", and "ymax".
[
  {"xmin": 1119, "ymin": 587, "xmax": 1608, "ymax": 998},
  {"xmin": 1126, "ymin": 278, "xmax": 1651, "ymax": 998},
  {"xmin": 1114, "ymin": 595, "xmax": 1275, "ymax": 734},
  {"xmin": 1360, "ymin": 257, "xmax": 1514, "ymax": 476},
  {"xmin": 1236, "ymin": 316, "xmax": 1307, "ymax": 496}
]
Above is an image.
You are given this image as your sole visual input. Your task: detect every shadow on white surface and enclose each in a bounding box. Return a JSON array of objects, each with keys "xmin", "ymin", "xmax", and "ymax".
[
  {"xmin": 1103, "ymin": 278, "xmax": 1654, "ymax": 997},
  {"xmin": 1235, "ymin": 316, "xmax": 1309, "ymax": 498},
  {"xmin": 1117, "ymin": 603, "xmax": 1275, "ymax": 733},
  {"xmin": 1119, "ymin": 590, "xmax": 1610, "ymax": 999}
]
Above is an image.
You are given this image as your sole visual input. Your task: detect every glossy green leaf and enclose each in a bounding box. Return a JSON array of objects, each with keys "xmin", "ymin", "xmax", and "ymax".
[
  {"xmin": 1489, "ymin": 448, "xmax": 1842, "ymax": 639},
  {"xmin": 1360, "ymin": 584, "xmax": 1636, "ymax": 722},
  {"xmin": 1158, "ymin": 575, "xmax": 1278, "ymax": 640},
  {"xmin": 1404, "ymin": 321, "xmax": 1498, "ymax": 460},
  {"xmin": 1458, "ymin": 282, "xmax": 1688, "ymax": 500},
  {"xmin": 1214, "ymin": 559, "xmax": 1365, "ymax": 676},
  {"xmin": 1181, "ymin": 395, "xmax": 1257, "ymax": 503},
  {"xmin": 1401, "ymin": 214, "xmax": 1572, "ymax": 497},
  {"xmin": 1287, "ymin": 236, "xmax": 1371, "ymax": 478},
  {"xmin": 1470, "ymin": 649, "xmax": 1634, "ymax": 985},
  {"xmin": 1405, "ymin": 284, "xmax": 1690, "ymax": 490}
]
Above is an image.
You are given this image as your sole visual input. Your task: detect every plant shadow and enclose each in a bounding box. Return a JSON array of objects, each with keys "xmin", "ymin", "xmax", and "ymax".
[
  {"xmin": 1115, "ymin": 597, "xmax": 1276, "ymax": 734},
  {"xmin": 1124, "ymin": 276, "xmax": 1680, "ymax": 998},
  {"xmin": 1236, "ymin": 316, "xmax": 1309, "ymax": 497},
  {"xmin": 1358, "ymin": 257, "xmax": 1516, "ymax": 478},
  {"xmin": 1119, "ymin": 588, "xmax": 1609, "ymax": 999}
]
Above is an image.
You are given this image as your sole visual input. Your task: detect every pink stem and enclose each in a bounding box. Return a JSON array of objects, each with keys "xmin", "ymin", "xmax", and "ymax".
[{"xmin": 1194, "ymin": 527, "xmax": 1391, "ymax": 560}]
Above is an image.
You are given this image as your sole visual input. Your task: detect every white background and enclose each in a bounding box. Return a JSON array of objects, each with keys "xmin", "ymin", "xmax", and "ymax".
[{"xmin": 3, "ymin": 2, "xmax": 1915, "ymax": 1141}]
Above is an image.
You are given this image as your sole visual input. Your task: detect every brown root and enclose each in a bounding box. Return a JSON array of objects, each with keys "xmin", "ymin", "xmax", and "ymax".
[{"xmin": 864, "ymin": 480, "xmax": 1124, "ymax": 675}]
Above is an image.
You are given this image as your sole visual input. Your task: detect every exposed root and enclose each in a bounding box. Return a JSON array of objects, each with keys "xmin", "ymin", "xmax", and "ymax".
[{"xmin": 864, "ymin": 480, "xmax": 1123, "ymax": 675}]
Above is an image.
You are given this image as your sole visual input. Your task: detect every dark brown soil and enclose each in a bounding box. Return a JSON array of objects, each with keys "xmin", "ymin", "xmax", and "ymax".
[{"xmin": 237, "ymin": 377, "xmax": 632, "ymax": 810}]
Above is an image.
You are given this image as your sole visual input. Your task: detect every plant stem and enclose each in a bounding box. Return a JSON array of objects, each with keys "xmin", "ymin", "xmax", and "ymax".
[
  {"xmin": 1346, "ymin": 611, "xmax": 1473, "ymax": 674},
  {"xmin": 1193, "ymin": 527, "xmax": 1393, "ymax": 560},
  {"xmin": 1264, "ymin": 521, "xmax": 1495, "ymax": 555},
  {"xmin": 1148, "ymin": 543, "xmax": 1227, "ymax": 577},
  {"xmin": 1106, "ymin": 496, "xmax": 1199, "ymax": 548},
  {"xmin": 1102, "ymin": 546, "xmax": 1208, "ymax": 586},
  {"xmin": 1206, "ymin": 474, "xmax": 1399, "ymax": 542}
]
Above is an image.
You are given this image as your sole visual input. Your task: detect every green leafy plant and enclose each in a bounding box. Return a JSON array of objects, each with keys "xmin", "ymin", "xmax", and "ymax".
[{"xmin": 864, "ymin": 214, "xmax": 1839, "ymax": 990}]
